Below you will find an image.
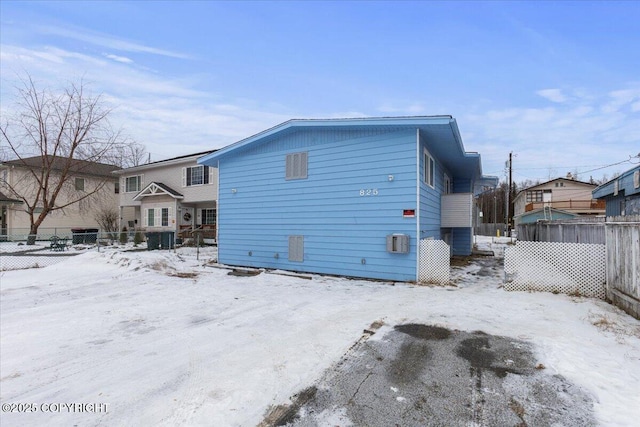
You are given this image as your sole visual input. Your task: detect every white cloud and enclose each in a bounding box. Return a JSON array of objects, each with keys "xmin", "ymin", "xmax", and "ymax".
[
  {"xmin": 536, "ymin": 89, "xmax": 567, "ymax": 103},
  {"xmin": 104, "ymin": 53, "xmax": 133, "ymax": 64},
  {"xmin": 36, "ymin": 24, "xmax": 192, "ymax": 59},
  {"xmin": 0, "ymin": 43, "xmax": 291, "ymax": 161},
  {"xmin": 462, "ymin": 87, "xmax": 640, "ymax": 182}
]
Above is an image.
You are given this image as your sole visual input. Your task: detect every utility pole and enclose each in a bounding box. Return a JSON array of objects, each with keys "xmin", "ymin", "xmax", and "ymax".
[{"xmin": 507, "ymin": 151, "xmax": 513, "ymax": 235}]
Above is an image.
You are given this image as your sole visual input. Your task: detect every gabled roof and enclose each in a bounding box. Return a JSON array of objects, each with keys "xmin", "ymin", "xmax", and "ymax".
[
  {"xmin": 1, "ymin": 155, "xmax": 120, "ymax": 178},
  {"xmin": 592, "ymin": 164, "xmax": 640, "ymax": 199},
  {"xmin": 514, "ymin": 177, "xmax": 597, "ymax": 201},
  {"xmin": 133, "ymin": 182, "xmax": 184, "ymax": 201},
  {"xmin": 198, "ymin": 116, "xmax": 497, "ymax": 184},
  {"xmin": 0, "ymin": 191, "xmax": 23, "ymax": 205},
  {"xmin": 113, "ymin": 150, "xmax": 216, "ymax": 175}
]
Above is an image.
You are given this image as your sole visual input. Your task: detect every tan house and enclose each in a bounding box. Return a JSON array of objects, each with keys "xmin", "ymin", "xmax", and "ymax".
[
  {"xmin": 113, "ymin": 151, "xmax": 218, "ymax": 242},
  {"xmin": 513, "ymin": 176, "xmax": 605, "ymax": 225},
  {"xmin": 0, "ymin": 156, "xmax": 120, "ymax": 237}
]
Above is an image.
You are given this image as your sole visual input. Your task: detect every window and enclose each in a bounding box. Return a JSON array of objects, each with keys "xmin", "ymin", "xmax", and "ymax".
[
  {"xmin": 183, "ymin": 165, "xmax": 211, "ymax": 186},
  {"xmin": 443, "ymin": 173, "xmax": 452, "ymax": 194},
  {"xmin": 161, "ymin": 208, "xmax": 169, "ymax": 227},
  {"xmin": 285, "ymin": 152, "xmax": 308, "ymax": 180},
  {"xmin": 423, "ymin": 149, "xmax": 435, "ymax": 187},
  {"xmin": 145, "ymin": 207, "xmax": 172, "ymax": 227},
  {"xmin": 75, "ymin": 178, "xmax": 85, "ymax": 191},
  {"xmin": 526, "ymin": 190, "xmax": 544, "ymax": 203},
  {"xmin": 126, "ymin": 175, "xmax": 142, "ymax": 193},
  {"xmin": 115, "ymin": 182, "xmax": 120, "ymax": 194},
  {"xmin": 201, "ymin": 208, "xmax": 216, "ymax": 225}
]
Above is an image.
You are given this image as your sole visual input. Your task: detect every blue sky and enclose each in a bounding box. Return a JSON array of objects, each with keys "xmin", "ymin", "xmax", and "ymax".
[{"xmin": 1, "ymin": 1, "xmax": 639, "ymax": 184}]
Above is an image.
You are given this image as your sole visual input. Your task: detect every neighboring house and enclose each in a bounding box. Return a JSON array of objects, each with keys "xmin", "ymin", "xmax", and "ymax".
[
  {"xmin": 199, "ymin": 116, "xmax": 498, "ymax": 282},
  {"xmin": 0, "ymin": 156, "xmax": 120, "ymax": 236},
  {"xmin": 0, "ymin": 191, "xmax": 23, "ymax": 237},
  {"xmin": 113, "ymin": 151, "xmax": 218, "ymax": 242},
  {"xmin": 513, "ymin": 176, "xmax": 604, "ymax": 225},
  {"xmin": 592, "ymin": 165, "xmax": 640, "ymax": 216}
]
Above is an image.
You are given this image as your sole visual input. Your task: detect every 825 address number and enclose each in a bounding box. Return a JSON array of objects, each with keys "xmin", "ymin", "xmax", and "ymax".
[{"xmin": 359, "ymin": 189, "xmax": 379, "ymax": 196}]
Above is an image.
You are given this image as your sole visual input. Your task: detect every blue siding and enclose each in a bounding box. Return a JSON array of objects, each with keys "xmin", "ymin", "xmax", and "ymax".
[
  {"xmin": 216, "ymin": 128, "xmax": 418, "ymax": 281},
  {"xmin": 604, "ymin": 194, "xmax": 624, "ymax": 216},
  {"xmin": 418, "ymin": 132, "xmax": 473, "ymax": 256},
  {"xmin": 452, "ymin": 228, "xmax": 472, "ymax": 256}
]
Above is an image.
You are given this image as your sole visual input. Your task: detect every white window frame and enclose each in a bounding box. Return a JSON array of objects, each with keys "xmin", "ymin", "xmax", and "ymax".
[
  {"xmin": 201, "ymin": 208, "xmax": 216, "ymax": 225},
  {"xmin": 161, "ymin": 208, "xmax": 169, "ymax": 227},
  {"xmin": 423, "ymin": 149, "xmax": 435, "ymax": 188},
  {"xmin": 183, "ymin": 165, "xmax": 212, "ymax": 187},
  {"xmin": 144, "ymin": 207, "xmax": 173, "ymax": 227},
  {"xmin": 147, "ymin": 208, "xmax": 155, "ymax": 227},
  {"xmin": 443, "ymin": 173, "xmax": 452, "ymax": 194},
  {"xmin": 125, "ymin": 175, "xmax": 143, "ymax": 193}
]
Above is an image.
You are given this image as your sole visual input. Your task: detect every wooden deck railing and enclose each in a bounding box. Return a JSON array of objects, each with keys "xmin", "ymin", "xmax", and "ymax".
[{"xmin": 525, "ymin": 199, "xmax": 606, "ymax": 212}]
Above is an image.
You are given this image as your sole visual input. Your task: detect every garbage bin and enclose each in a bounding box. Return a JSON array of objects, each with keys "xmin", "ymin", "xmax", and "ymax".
[
  {"xmin": 160, "ymin": 231, "xmax": 175, "ymax": 249},
  {"xmin": 85, "ymin": 228, "xmax": 98, "ymax": 243},
  {"xmin": 145, "ymin": 232, "xmax": 160, "ymax": 250},
  {"xmin": 71, "ymin": 228, "xmax": 85, "ymax": 244}
]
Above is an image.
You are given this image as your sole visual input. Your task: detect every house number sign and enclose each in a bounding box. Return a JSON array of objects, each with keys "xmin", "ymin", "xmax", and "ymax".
[{"xmin": 359, "ymin": 189, "xmax": 379, "ymax": 196}]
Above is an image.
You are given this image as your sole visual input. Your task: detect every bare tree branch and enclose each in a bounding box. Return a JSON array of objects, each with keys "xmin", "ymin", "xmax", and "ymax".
[{"xmin": 0, "ymin": 75, "xmax": 145, "ymax": 243}]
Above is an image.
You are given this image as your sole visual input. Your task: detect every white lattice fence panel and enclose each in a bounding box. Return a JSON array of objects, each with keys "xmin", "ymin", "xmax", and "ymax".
[
  {"xmin": 419, "ymin": 239, "xmax": 450, "ymax": 285},
  {"xmin": 504, "ymin": 241, "xmax": 605, "ymax": 298}
]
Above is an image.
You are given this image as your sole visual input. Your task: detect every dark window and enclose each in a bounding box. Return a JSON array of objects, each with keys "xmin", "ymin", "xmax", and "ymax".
[
  {"xmin": 186, "ymin": 166, "xmax": 209, "ymax": 186},
  {"xmin": 202, "ymin": 208, "xmax": 216, "ymax": 225},
  {"xmin": 75, "ymin": 178, "xmax": 85, "ymax": 191}
]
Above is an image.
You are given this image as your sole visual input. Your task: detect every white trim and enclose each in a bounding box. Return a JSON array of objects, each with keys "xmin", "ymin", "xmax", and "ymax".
[
  {"xmin": 416, "ymin": 128, "xmax": 421, "ymax": 282},
  {"xmin": 216, "ymin": 160, "xmax": 220, "ymax": 245},
  {"xmin": 423, "ymin": 148, "xmax": 435, "ymax": 188},
  {"xmin": 444, "ymin": 172, "xmax": 452, "ymax": 194}
]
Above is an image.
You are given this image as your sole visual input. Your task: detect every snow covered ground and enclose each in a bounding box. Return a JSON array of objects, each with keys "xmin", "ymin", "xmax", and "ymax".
[{"xmin": 1, "ymin": 241, "xmax": 639, "ymax": 426}]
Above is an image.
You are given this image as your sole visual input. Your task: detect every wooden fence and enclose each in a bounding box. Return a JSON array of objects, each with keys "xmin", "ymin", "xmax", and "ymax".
[
  {"xmin": 605, "ymin": 216, "xmax": 640, "ymax": 319},
  {"xmin": 516, "ymin": 217, "xmax": 605, "ymax": 245},
  {"xmin": 514, "ymin": 215, "xmax": 639, "ymax": 319},
  {"xmin": 475, "ymin": 223, "xmax": 507, "ymax": 237}
]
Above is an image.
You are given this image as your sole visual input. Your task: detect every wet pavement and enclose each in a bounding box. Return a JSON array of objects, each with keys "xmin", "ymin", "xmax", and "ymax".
[{"xmin": 261, "ymin": 323, "xmax": 596, "ymax": 427}]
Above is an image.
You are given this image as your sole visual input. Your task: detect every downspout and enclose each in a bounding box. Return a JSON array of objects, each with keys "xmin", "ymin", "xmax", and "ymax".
[
  {"xmin": 215, "ymin": 160, "xmax": 220, "ymax": 245},
  {"xmin": 416, "ymin": 128, "xmax": 421, "ymax": 282}
]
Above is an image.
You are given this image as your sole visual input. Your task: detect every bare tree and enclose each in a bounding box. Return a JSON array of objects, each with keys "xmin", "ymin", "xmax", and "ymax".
[
  {"xmin": 0, "ymin": 75, "xmax": 143, "ymax": 243},
  {"xmin": 94, "ymin": 205, "xmax": 119, "ymax": 243}
]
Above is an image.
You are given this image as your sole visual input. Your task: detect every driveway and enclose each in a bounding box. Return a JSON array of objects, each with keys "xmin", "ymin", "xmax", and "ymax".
[
  {"xmin": 261, "ymin": 321, "xmax": 596, "ymax": 426},
  {"xmin": 260, "ymin": 257, "xmax": 597, "ymax": 426}
]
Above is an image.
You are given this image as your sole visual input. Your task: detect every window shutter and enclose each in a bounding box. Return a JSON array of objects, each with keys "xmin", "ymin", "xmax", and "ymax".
[
  {"xmin": 143, "ymin": 209, "xmax": 148, "ymax": 227},
  {"xmin": 140, "ymin": 174, "xmax": 144, "ymax": 190},
  {"xmin": 168, "ymin": 207, "xmax": 173, "ymax": 225},
  {"xmin": 182, "ymin": 168, "xmax": 187, "ymax": 187},
  {"xmin": 208, "ymin": 166, "xmax": 214, "ymax": 184}
]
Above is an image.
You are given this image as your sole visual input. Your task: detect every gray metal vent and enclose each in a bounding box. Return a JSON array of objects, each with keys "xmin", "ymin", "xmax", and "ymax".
[{"xmin": 386, "ymin": 234, "xmax": 409, "ymax": 253}]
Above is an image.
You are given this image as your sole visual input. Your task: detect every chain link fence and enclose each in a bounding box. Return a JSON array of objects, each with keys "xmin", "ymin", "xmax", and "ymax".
[{"xmin": 1, "ymin": 230, "xmax": 210, "ymax": 271}]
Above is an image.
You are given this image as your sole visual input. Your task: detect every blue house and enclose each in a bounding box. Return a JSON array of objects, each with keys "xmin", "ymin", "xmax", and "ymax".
[
  {"xmin": 199, "ymin": 116, "xmax": 497, "ymax": 282},
  {"xmin": 592, "ymin": 165, "xmax": 640, "ymax": 216}
]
